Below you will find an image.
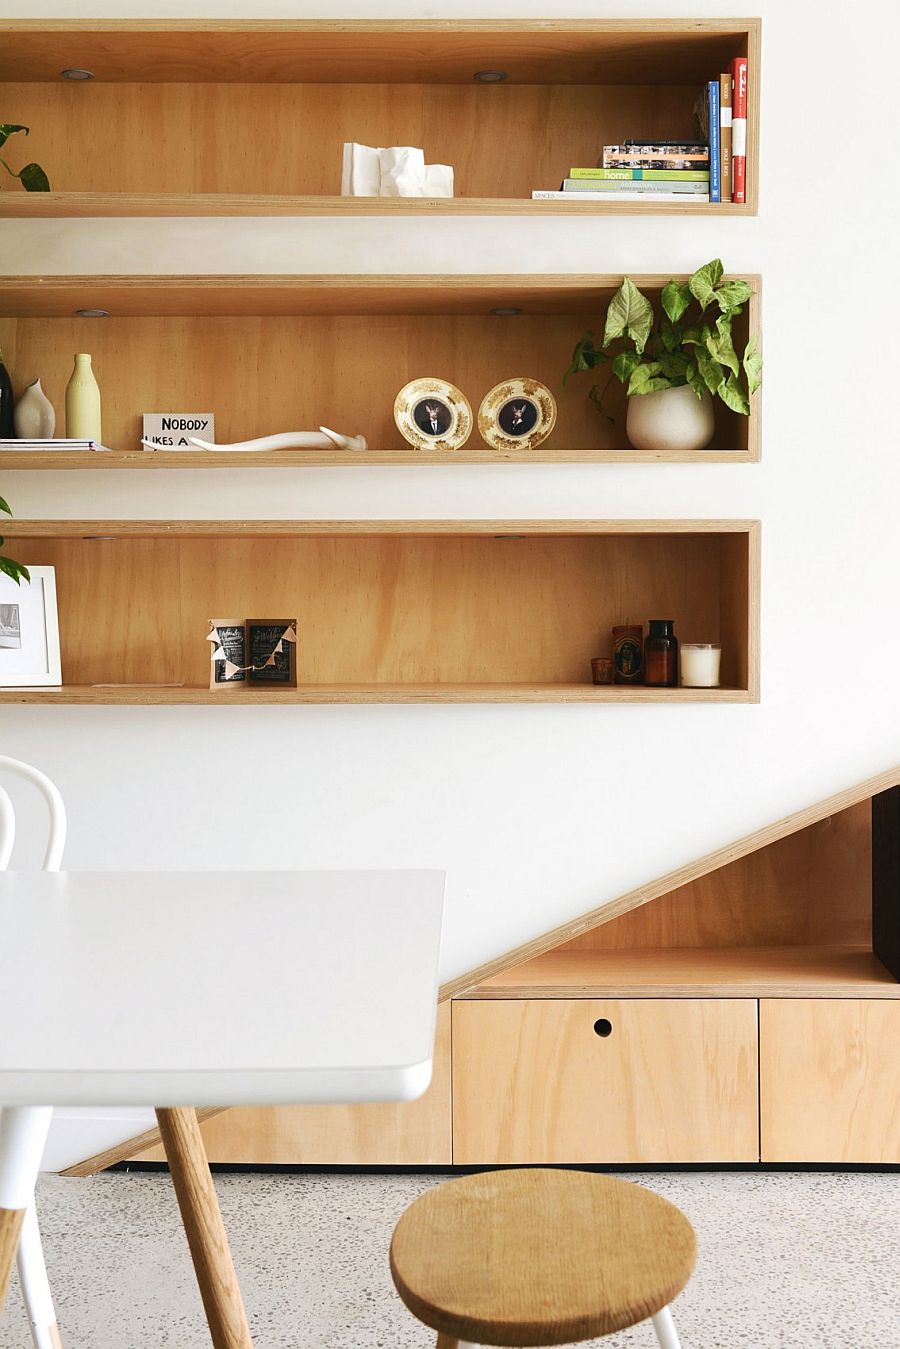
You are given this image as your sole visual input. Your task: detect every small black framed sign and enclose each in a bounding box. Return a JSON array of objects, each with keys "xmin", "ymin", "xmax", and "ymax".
[
  {"xmin": 207, "ymin": 619, "xmax": 247, "ymax": 689},
  {"xmin": 247, "ymin": 619, "xmax": 298, "ymax": 687}
]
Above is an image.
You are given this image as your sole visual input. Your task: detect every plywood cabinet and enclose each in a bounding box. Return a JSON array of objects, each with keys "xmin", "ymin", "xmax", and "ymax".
[
  {"xmin": 452, "ymin": 998, "xmax": 759, "ymax": 1164},
  {"xmin": 760, "ymin": 1000, "xmax": 900, "ymax": 1163}
]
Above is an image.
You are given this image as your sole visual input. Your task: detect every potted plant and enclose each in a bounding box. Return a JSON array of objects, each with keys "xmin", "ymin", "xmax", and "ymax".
[
  {"xmin": 1, "ymin": 496, "xmax": 29, "ymax": 584},
  {"xmin": 564, "ymin": 259, "xmax": 761, "ymax": 452}
]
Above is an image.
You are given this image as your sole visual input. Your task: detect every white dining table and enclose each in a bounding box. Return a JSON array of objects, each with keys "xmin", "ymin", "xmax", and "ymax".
[{"xmin": 0, "ymin": 869, "xmax": 445, "ymax": 1349}]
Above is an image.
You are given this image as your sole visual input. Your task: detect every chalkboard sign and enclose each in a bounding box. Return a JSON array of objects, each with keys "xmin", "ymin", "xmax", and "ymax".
[
  {"xmin": 208, "ymin": 619, "xmax": 246, "ymax": 689},
  {"xmin": 247, "ymin": 618, "xmax": 298, "ymax": 687}
]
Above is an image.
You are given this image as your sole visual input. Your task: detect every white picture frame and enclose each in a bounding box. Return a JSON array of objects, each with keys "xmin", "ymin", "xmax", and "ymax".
[{"xmin": 0, "ymin": 566, "xmax": 61, "ymax": 687}]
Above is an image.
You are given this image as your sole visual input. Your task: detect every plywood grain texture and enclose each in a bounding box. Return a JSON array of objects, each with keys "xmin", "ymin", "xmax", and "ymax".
[{"xmin": 452, "ymin": 998, "xmax": 759, "ymax": 1164}]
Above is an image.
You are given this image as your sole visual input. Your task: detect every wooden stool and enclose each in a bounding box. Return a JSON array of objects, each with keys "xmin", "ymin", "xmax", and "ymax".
[{"xmin": 390, "ymin": 1168, "xmax": 696, "ymax": 1348}]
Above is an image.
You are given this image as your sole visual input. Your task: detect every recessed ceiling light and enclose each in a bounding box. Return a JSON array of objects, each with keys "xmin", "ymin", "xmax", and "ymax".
[
  {"xmin": 491, "ymin": 306, "xmax": 522, "ymax": 317},
  {"xmin": 474, "ymin": 70, "xmax": 507, "ymax": 82},
  {"xmin": 75, "ymin": 308, "xmax": 110, "ymax": 318},
  {"xmin": 61, "ymin": 68, "xmax": 94, "ymax": 80}
]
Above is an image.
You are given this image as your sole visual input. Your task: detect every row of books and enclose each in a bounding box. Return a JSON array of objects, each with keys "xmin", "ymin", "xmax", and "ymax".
[{"xmin": 532, "ymin": 54, "xmax": 749, "ymax": 205}]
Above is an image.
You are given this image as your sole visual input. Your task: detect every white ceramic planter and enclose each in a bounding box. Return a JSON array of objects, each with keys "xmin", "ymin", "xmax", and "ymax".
[{"xmin": 625, "ymin": 382, "xmax": 715, "ymax": 452}]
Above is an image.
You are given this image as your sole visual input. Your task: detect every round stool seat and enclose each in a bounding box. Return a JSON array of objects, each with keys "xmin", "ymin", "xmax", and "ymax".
[{"xmin": 390, "ymin": 1168, "xmax": 696, "ymax": 1347}]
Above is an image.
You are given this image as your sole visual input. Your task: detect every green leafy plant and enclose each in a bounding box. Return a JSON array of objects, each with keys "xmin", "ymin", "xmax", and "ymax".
[
  {"xmin": 0, "ymin": 496, "xmax": 29, "ymax": 584},
  {"xmin": 564, "ymin": 258, "xmax": 761, "ymax": 419},
  {"xmin": 0, "ymin": 124, "xmax": 50, "ymax": 192}
]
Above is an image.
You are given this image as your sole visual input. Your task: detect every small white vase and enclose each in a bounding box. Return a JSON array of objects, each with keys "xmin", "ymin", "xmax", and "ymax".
[
  {"xmin": 13, "ymin": 378, "xmax": 56, "ymax": 439},
  {"xmin": 625, "ymin": 383, "xmax": 715, "ymax": 452},
  {"xmin": 65, "ymin": 353, "xmax": 102, "ymax": 440}
]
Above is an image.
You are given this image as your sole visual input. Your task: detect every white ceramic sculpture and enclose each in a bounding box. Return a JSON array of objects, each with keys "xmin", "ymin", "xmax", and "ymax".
[
  {"xmin": 13, "ymin": 378, "xmax": 56, "ymax": 439},
  {"xmin": 341, "ymin": 143, "xmax": 453, "ymax": 197},
  {"xmin": 141, "ymin": 427, "xmax": 368, "ymax": 453},
  {"xmin": 625, "ymin": 384, "xmax": 715, "ymax": 452}
]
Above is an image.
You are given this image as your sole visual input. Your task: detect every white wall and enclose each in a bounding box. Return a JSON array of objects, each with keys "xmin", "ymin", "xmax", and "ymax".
[{"xmin": 1, "ymin": 0, "xmax": 898, "ymax": 1168}]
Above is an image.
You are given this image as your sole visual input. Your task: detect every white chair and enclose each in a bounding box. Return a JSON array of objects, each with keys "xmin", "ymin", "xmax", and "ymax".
[{"xmin": 0, "ymin": 756, "xmax": 67, "ymax": 1349}]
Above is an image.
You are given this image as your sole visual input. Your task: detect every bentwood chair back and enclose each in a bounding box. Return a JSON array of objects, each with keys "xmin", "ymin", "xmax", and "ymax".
[{"xmin": 0, "ymin": 756, "xmax": 67, "ymax": 1349}]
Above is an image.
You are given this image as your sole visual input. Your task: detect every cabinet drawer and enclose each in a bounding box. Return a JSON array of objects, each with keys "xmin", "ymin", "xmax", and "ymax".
[
  {"xmin": 452, "ymin": 998, "xmax": 759, "ymax": 1164},
  {"xmin": 761, "ymin": 999, "xmax": 900, "ymax": 1163}
]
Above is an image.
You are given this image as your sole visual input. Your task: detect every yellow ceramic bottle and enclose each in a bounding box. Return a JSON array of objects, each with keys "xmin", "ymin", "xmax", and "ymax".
[{"xmin": 65, "ymin": 353, "xmax": 101, "ymax": 440}]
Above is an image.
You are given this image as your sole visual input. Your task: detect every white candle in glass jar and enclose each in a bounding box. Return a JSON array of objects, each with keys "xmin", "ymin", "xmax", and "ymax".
[{"xmin": 680, "ymin": 643, "xmax": 722, "ymax": 687}]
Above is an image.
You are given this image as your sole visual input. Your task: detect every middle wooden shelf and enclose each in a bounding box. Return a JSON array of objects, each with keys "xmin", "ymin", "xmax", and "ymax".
[
  {"xmin": 0, "ymin": 273, "xmax": 761, "ymax": 467},
  {"xmin": 3, "ymin": 518, "xmax": 760, "ymax": 705}
]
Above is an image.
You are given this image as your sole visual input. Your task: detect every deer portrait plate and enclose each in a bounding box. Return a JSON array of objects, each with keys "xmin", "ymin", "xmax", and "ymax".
[
  {"xmin": 394, "ymin": 378, "xmax": 473, "ymax": 451},
  {"xmin": 478, "ymin": 377, "xmax": 557, "ymax": 452}
]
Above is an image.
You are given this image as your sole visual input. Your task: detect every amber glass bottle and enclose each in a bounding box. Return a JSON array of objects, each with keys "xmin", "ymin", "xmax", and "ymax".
[{"xmin": 644, "ymin": 619, "xmax": 678, "ymax": 687}]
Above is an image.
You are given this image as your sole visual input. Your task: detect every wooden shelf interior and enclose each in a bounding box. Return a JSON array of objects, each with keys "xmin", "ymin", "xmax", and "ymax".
[
  {"xmin": 0, "ymin": 276, "xmax": 760, "ymax": 458},
  {"xmin": 0, "ymin": 19, "xmax": 759, "ymax": 208},
  {"xmin": 472, "ymin": 800, "xmax": 900, "ymax": 997},
  {"xmin": 6, "ymin": 520, "xmax": 757, "ymax": 701}
]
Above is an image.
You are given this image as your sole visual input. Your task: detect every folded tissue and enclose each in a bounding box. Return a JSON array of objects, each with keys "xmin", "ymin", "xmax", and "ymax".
[{"xmin": 341, "ymin": 143, "xmax": 454, "ymax": 197}]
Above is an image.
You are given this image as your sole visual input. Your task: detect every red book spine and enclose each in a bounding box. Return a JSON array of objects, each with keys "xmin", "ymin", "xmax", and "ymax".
[{"xmin": 732, "ymin": 56, "xmax": 748, "ymax": 205}]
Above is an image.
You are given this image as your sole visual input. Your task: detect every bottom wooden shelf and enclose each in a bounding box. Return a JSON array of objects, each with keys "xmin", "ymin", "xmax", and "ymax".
[
  {"xmin": 0, "ymin": 683, "xmax": 753, "ymax": 706},
  {"xmin": 467, "ymin": 946, "xmax": 900, "ymax": 999}
]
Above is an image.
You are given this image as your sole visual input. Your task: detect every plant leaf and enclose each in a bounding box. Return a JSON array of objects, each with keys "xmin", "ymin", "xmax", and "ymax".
[
  {"xmin": 0, "ymin": 556, "xmax": 29, "ymax": 584},
  {"xmin": 18, "ymin": 161, "xmax": 50, "ymax": 192},
  {"xmin": 0, "ymin": 495, "xmax": 11, "ymax": 517},
  {"xmin": 719, "ymin": 371, "xmax": 751, "ymax": 415},
  {"xmin": 658, "ymin": 352, "xmax": 689, "ymax": 382},
  {"xmin": 611, "ymin": 349, "xmax": 641, "ymax": 384},
  {"xmin": 681, "ymin": 323, "xmax": 704, "ymax": 346},
  {"xmin": 0, "ymin": 124, "xmax": 28, "ymax": 151},
  {"xmin": 695, "ymin": 345, "xmax": 725, "ymax": 394},
  {"xmin": 689, "ymin": 258, "xmax": 724, "ymax": 311},
  {"xmin": 743, "ymin": 335, "xmax": 763, "ymax": 394},
  {"xmin": 686, "ymin": 362, "xmax": 706, "ymax": 401},
  {"xmin": 603, "ymin": 276, "xmax": 654, "ymax": 354},
  {"xmin": 706, "ymin": 325, "xmax": 740, "ymax": 376},
  {"xmin": 563, "ymin": 333, "xmax": 607, "ymax": 385},
  {"xmin": 627, "ymin": 361, "xmax": 671, "ymax": 396},
  {"xmin": 714, "ymin": 279, "xmax": 753, "ymax": 312},
  {"xmin": 661, "ymin": 279, "xmax": 692, "ymax": 324}
]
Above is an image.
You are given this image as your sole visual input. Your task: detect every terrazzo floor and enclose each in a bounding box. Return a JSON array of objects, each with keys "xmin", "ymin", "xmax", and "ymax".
[{"xmin": 1, "ymin": 1169, "xmax": 899, "ymax": 1348}]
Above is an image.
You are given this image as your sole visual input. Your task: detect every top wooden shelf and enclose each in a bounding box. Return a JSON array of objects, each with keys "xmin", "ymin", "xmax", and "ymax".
[{"xmin": 0, "ymin": 19, "xmax": 758, "ymax": 85}]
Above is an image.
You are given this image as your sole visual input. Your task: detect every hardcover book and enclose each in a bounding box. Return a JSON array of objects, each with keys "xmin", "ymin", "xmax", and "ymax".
[
  {"xmin": 719, "ymin": 71, "xmax": 733, "ymax": 202},
  {"xmin": 732, "ymin": 55, "xmax": 748, "ymax": 204},
  {"xmin": 569, "ymin": 167, "xmax": 709, "ymax": 182}
]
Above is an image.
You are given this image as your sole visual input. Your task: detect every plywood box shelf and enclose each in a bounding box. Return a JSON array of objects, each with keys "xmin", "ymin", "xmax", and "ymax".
[
  {"xmin": 0, "ymin": 19, "xmax": 760, "ymax": 216},
  {"xmin": 3, "ymin": 518, "xmax": 760, "ymax": 706},
  {"xmin": 0, "ymin": 275, "xmax": 761, "ymax": 465},
  {"xmin": 465, "ymin": 946, "xmax": 900, "ymax": 1000}
]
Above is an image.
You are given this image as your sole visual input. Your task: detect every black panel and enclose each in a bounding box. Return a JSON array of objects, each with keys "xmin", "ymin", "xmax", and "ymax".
[{"xmin": 873, "ymin": 787, "xmax": 900, "ymax": 981}]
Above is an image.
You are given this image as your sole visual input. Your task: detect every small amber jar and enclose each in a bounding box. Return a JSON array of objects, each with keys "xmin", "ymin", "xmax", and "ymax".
[
  {"xmin": 644, "ymin": 619, "xmax": 679, "ymax": 687},
  {"xmin": 591, "ymin": 656, "xmax": 615, "ymax": 685}
]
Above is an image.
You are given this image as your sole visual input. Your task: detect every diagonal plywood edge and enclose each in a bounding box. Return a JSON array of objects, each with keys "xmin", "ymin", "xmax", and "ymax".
[
  {"xmin": 60, "ymin": 1107, "xmax": 228, "ymax": 1177},
  {"xmin": 63, "ymin": 764, "xmax": 897, "ymax": 1175},
  {"xmin": 439, "ymin": 765, "xmax": 900, "ymax": 1000}
]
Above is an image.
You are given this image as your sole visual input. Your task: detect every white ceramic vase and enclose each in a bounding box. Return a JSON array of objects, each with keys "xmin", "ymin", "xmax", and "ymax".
[
  {"xmin": 625, "ymin": 382, "xmax": 715, "ymax": 452},
  {"xmin": 13, "ymin": 378, "xmax": 56, "ymax": 438},
  {"xmin": 65, "ymin": 353, "xmax": 102, "ymax": 440}
]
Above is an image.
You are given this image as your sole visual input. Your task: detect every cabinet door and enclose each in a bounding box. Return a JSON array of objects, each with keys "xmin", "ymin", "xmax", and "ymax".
[
  {"xmin": 453, "ymin": 998, "xmax": 759, "ymax": 1164},
  {"xmin": 761, "ymin": 999, "xmax": 900, "ymax": 1163},
  {"xmin": 133, "ymin": 1004, "xmax": 452, "ymax": 1165}
]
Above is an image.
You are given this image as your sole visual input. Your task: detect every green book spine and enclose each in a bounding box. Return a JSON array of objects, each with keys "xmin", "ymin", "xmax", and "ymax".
[{"xmin": 568, "ymin": 167, "xmax": 710, "ymax": 182}]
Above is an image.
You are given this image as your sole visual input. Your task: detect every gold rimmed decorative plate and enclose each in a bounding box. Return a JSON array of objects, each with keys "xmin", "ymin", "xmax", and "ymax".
[
  {"xmin": 478, "ymin": 377, "xmax": 557, "ymax": 452},
  {"xmin": 394, "ymin": 377, "xmax": 473, "ymax": 451}
]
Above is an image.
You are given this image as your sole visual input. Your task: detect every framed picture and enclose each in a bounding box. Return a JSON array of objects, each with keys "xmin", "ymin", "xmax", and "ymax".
[
  {"xmin": 0, "ymin": 566, "xmax": 61, "ymax": 687},
  {"xmin": 478, "ymin": 377, "xmax": 557, "ymax": 452},
  {"xmin": 247, "ymin": 619, "xmax": 298, "ymax": 687},
  {"xmin": 207, "ymin": 619, "xmax": 247, "ymax": 690},
  {"xmin": 394, "ymin": 377, "xmax": 473, "ymax": 451}
]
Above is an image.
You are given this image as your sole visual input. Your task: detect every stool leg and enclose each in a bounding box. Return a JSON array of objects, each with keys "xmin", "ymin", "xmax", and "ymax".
[
  {"xmin": 17, "ymin": 1201, "xmax": 63, "ymax": 1348},
  {"xmin": 0, "ymin": 1108, "xmax": 52, "ymax": 1313},
  {"xmin": 651, "ymin": 1305, "xmax": 682, "ymax": 1349},
  {"xmin": 155, "ymin": 1108, "xmax": 254, "ymax": 1349}
]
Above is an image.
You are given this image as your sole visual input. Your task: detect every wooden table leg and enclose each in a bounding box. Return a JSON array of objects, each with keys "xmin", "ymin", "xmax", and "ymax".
[{"xmin": 155, "ymin": 1108, "xmax": 254, "ymax": 1349}]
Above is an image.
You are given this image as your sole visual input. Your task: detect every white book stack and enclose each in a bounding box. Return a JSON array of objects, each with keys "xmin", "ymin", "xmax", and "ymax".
[{"xmin": 0, "ymin": 439, "xmax": 110, "ymax": 452}]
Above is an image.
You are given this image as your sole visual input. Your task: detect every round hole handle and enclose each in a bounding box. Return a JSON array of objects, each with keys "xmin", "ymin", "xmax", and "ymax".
[{"xmin": 593, "ymin": 1017, "xmax": 613, "ymax": 1038}]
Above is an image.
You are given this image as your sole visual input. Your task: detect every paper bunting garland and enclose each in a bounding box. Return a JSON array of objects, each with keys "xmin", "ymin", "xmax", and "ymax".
[{"xmin": 208, "ymin": 621, "xmax": 297, "ymax": 674}]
